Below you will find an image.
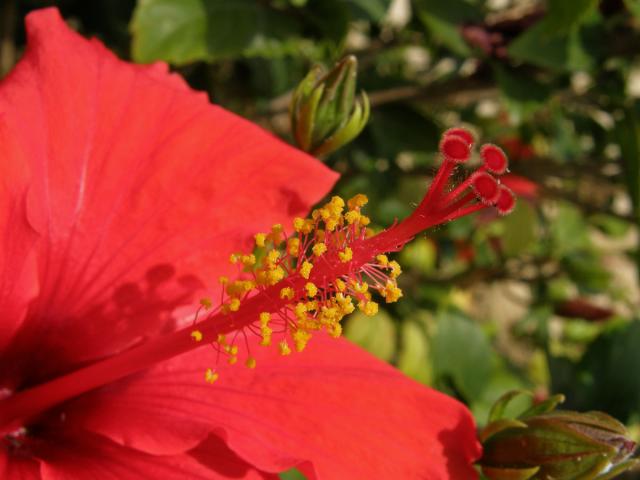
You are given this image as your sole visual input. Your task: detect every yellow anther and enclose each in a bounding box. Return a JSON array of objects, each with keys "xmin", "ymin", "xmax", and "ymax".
[
  {"xmin": 229, "ymin": 253, "xmax": 240, "ymax": 264},
  {"xmin": 325, "ymin": 219, "xmax": 340, "ymax": 231},
  {"xmin": 254, "ymin": 233, "xmax": 267, "ymax": 247},
  {"xmin": 270, "ymin": 224, "xmax": 284, "ymax": 245},
  {"xmin": 306, "ymin": 300, "xmax": 318, "ymax": 311},
  {"xmin": 319, "ymin": 208, "xmax": 331, "ymax": 221},
  {"xmin": 227, "ymin": 280, "xmax": 251, "ymax": 297},
  {"xmin": 334, "ymin": 278, "xmax": 346, "ymax": 292},
  {"xmin": 335, "ymin": 293, "xmax": 355, "ymax": 314},
  {"xmin": 305, "ymin": 282, "xmax": 318, "ymax": 298},
  {"xmin": 266, "ymin": 249, "xmax": 280, "ymax": 266},
  {"xmin": 259, "ymin": 312, "xmax": 271, "ymax": 326},
  {"xmin": 294, "ymin": 302, "xmax": 308, "ymax": 318},
  {"xmin": 338, "ymin": 247, "xmax": 353, "ymax": 263},
  {"xmin": 217, "ymin": 334, "xmax": 226, "ymax": 345},
  {"xmin": 312, "ymin": 243, "xmax": 327, "ymax": 257},
  {"xmin": 287, "ymin": 238, "xmax": 300, "ymax": 256},
  {"xmin": 229, "ymin": 298, "xmax": 241, "ymax": 312},
  {"xmin": 279, "ymin": 340, "xmax": 292, "ymax": 356},
  {"xmin": 376, "ymin": 254, "xmax": 389, "ymax": 266},
  {"xmin": 241, "ymin": 254, "xmax": 256, "ymax": 267},
  {"xmin": 266, "ymin": 266, "xmax": 285, "ymax": 285},
  {"xmin": 228, "ymin": 356, "xmax": 238, "ymax": 365},
  {"xmin": 293, "ymin": 217, "xmax": 306, "ymax": 232},
  {"xmin": 331, "ymin": 196, "xmax": 345, "ymax": 209},
  {"xmin": 344, "ymin": 210, "xmax": 360, "ymax": 225},
  {"xmin": 359, "ymin": 300, "xmax": 379, "ymax": 316},
  {"xmin": 260, "ymin": 326, "xmax": 272, "ymax": 346},
  {"xmin": 218, "ymin": 276, "xmax": 229, "ymax": 285},
  {"xmin": 300, "ymin": 261, "xmax": 313, "ymax": 279},
  {"xmin": 246, "ymin": 357, "xmax": 257, "ymax": 369},
  {"xmin": 319, "ymin": 306, "xmax": 339, "ymax": 324},
  {"xmin": 293, "ymin": 329, "xmax": 312, "ymax": 352},
  {"xmin": 328, "ymin": 323, "xmax": 343, "ymax": 338},
  {"xmin": 382, "ymin": 281, "xmax": 403, "ymax": 303},
  {"xmin": 360, "ymin": 215, "xmax": 371, "ymax": 226},
  {"xmin": 205, "ymin": 368, "xmax": 219, "ymax": 384},
  {"xmin": 191, "ymin": 330, "xmax": 203, "ymax": 342},
  {"xmin": 353, "ymin": 281, "xmax": 369, "ymax": 294},
  {"xmin": 198, "ymin": 298, "xmax": 212, "ymax": 310},
  {"xmin": 226, "ymin": 345, "xmax": 238, "ymax": 356},
  {"xmin": 293, "ymin": 217, "xmax": 314, "ymax": 235},
  {"xmin": 389, "ymin": 260, "xmax": 402, "ymax": 278},
  {"xmin": 280, "ymin": 287, "xmax": 295, "ymax": 300},
  {"xmin": 348, "ymin": 194, "xmax": 368, "ymax": 210}
]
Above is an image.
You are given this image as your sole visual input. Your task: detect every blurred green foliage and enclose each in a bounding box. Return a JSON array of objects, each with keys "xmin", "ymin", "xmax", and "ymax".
[{"xmin": 5, "ymin": 0, "xmax": 640, "ymax": 477}]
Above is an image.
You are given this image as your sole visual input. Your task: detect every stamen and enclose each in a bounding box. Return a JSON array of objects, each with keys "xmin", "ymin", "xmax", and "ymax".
[
  {"xmin": 184, "ymin": 128, "xmax": 519, "ymax": 383},
  {"xmin": 0, "ymin": 128, "xmax": 516, "ymax": 418}
]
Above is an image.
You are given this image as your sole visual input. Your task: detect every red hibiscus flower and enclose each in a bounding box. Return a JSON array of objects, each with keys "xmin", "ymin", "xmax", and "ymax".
[{"xmin": 0, "ymin": 9, "xmax": 516, "ymax": 479}]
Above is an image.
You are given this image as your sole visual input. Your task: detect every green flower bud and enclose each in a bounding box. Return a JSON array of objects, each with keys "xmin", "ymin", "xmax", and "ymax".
[
  {"xmin": 290, "ymin": 55, "xmax": 369, "ymax": 157},
  {"xmin": 479, "ymin": 390, "xmax": 638, "ymax": 480}
]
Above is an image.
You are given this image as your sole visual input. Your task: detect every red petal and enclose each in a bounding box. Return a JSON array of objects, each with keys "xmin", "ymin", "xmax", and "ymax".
[
  {"xmin": 0, "ymin": 8, "xmax": 337, "ymax": 381},
  {"xmin": 36, "ymin": 429, "xmax": 274, "ymax": 480},
  {"xmin": 1, "ymin": 448, "xmax": 41, "ymax": 479},
  {"xmin": 0, "ymin": 121, "xmax": 40, "ymax": 353},
  {"xmin": 65, "ymin": 334, "xmax": 480, "ymax": 479}
]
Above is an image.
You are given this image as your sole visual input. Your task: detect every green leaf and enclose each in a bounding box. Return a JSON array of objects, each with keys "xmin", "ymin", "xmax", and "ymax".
[
  {"xmin": 344, "ymin": 310, "xmax": 396, "ymax": 361},
  {"xmin": 625, "ymin": 0, "xmax": 640, "ymax": 17},
  {"xmin": 399, "ymin": 237, "xmax": 437, "ymax": 274},
  {"xmin": 544, "ymin": 0, "xmax": 599, "ymax": 34},
  {"xmin": 614, "ymin": 106, "xmax": 640, "ymax": 222},
  {"xmin": 551, "ymin": 320, "xmax": 640, "ymax": 422},
  {"xmin": 614, "ymin": 105, "xmax": 640, "ymax": 272},
  {"xmin": 494, "ymin": 65, "xmax": 551, "ymax": 121},
  {"xmin": 508, "ymin": 20, "xmax": 593, "ymax": 72},
  {"xmin": 344, "ymin": 0, "xmax": 391, "ymax": 22},
  {"xmin": 550, "ymin": 203, "xmax": 590, "ymax": 257},
  {"xmin": 131, "ymin": 0, "xmax": 303, "ymax": 64},
  {"xmin": 301, "ymin": 0, "xmax": 350, "ymax": 45},
  {"xmin": 431, "ymin": 311, "xmax": 493, "ymax": 401},
  {"xmin": 562, "ymin": 252, "xmax": 611, "ymax": 292},
  {"xmin": 131, "ymin": 0, "xmax": 208, "ymax": 64},
  {"xmin": 368, "ymin": 105, "xmax": 439, "ymax": 157},
  {"xmin": 414, "ymin": 0, "xmax": 482, "ymax": 56},
  {"xmin": 397, "ymin": 320, "xmax": 433, "ymax": 384},
  {"xmin": 500, "ymin": 200, "xmax": 538, "ymax": 256}
]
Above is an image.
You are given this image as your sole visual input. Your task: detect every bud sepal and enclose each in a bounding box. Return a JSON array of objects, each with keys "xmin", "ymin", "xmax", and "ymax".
[
  {"xmin": 290, "ymin": 55, "xmax": 370, "ymax": 157},
  {"xmin": 479, "ymin": 390, "xmax": 638, "ymax": 480}
]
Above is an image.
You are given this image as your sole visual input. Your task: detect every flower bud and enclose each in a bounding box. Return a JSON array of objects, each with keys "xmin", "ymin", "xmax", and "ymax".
[
  {"xmin": 479, "ymin": 390, "xmax": 638, "ymax": 480},
  {"xmin": 290, "ymin": 55, "xmax": 369, "ymax": 157}
]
